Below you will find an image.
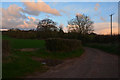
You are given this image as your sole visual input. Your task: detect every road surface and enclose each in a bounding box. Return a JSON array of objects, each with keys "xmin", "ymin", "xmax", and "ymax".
[{"xmin": 26, "ymin": 47, "xmax": 119, "ymax": 78}]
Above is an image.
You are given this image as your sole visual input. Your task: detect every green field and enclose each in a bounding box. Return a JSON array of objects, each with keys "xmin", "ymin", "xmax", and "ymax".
[
  {"xmin": 2, "ymin": 35, "xmax": 45, "ymax": 49},
  {"xmin": 2, "ymin": 35, "xmax": 84, "ymax": 78}
]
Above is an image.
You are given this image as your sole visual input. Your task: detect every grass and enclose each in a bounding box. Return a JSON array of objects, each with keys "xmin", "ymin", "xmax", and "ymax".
[
  {"xmin": 2, "ymin": 35, "xmax": 84, "ymax": 78},
  {"xmin": 2, "ymin": 35, "xmax": 45, "ymax": 49},
  {"xmin": 19, "ymin": 48, "xmax": 84, "ymax": 60},
  {"xmin": 3, "ymin": 51, "xmax": 45, "ymax": 78},
  {"xmin": 84, "ymin": 43, "xmax": 119, "ymax": 55}
]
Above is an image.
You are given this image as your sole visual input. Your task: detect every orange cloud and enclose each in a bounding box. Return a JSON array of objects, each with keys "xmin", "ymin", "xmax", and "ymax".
[
  {"xmin": 1, "ymin": 5, "xmax": 27, "ymax": 28},
  {"xmin": 2, "ymin": 4, "xmax": 26, "ymax": 19},
  {"xmin": 1, "ymin": 4, "xmax": 39, "ymax": 29},
  {"xmin": 22, "ymin": 0, "xmax": 61, "ymax": 16},
  {"xmin": 28, "ymin": 16, "xmax": 36, "ymax": 21}
]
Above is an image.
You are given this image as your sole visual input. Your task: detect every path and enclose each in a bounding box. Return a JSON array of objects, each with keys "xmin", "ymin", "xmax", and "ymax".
[{"xmin": 26, "ymin": 47, "xmax": 119, "ymax": 78}]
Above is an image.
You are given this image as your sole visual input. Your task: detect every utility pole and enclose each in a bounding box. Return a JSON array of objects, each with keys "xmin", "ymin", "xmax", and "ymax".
[{"xmin": 110, "ymin": 13, "xmax": 114, "ymax": 36}]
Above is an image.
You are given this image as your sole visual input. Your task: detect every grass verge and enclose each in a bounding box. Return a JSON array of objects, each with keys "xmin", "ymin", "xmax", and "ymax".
[
  {"xmin": 84, "ymin": 43, "xmax": 119, "ymax": 56},
  {"xmin": 2, "ymin": 35, "xmax": 84, "ymax": 78}
]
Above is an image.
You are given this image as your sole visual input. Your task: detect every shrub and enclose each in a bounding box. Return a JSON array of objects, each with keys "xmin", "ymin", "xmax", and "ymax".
[
  {"xmin": 45, "ymin": 38, "xmax": 82, "ymax": 52},
  {"xmin": 2, "ymin": 40, "xmax": 11, "ymax": 57},
  {"xmin": 37, "ymin": 31, "xmax": 59, "ymax": 39}
]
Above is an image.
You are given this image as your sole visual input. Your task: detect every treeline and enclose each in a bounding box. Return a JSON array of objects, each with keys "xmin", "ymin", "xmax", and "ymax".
[
  {"xmin": 2, "ymin": 29, "xmax": 119, "ymax": 44},
  {"xmin": 3, "ymin": 30, "xmax": 37, "ymax": 39}
]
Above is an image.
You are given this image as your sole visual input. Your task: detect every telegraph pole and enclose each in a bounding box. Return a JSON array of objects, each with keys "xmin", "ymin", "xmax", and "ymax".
[{"xmin": 110, "ymin": 13, "xmax": 114, "ymax": 36}]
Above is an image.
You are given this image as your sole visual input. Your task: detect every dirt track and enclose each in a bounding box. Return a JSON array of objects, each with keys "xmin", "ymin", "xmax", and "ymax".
[{"xmin": 26, "ymin": 47, "xmax": 119, "ymax": 78}]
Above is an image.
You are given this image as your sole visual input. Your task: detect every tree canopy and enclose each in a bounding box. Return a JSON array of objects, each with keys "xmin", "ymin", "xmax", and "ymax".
[
  {"xmin": 36, "ymin": 18, "xmax": 58, "ymax": 32},
  {"xmin": 68, "ymin": 14, "xmax": 94, "ymax": 34}
]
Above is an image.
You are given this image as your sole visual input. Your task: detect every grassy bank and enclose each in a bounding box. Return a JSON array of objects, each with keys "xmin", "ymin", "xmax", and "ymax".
[
  {"xmin": 2, "ymin": 35, "xmax": 84, "ymax": 78},
  {"xmin": 84, "ymin": 43, "xmax": 119, "ymax": 55}
]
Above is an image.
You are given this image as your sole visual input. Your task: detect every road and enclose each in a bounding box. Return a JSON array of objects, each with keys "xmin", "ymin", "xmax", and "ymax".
[{"xmin": 26, "ymin": 47, "xmax": 119, "ymax": 78}]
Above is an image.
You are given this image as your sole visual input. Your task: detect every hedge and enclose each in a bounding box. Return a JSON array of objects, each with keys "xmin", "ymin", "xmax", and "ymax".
[
  {"xmin": 45, "ymin": 38, "xmax": 82, "ymax": 52},
  {"xmin": 2, "ymin": 40, "xmax": 11, "ymax": 57}
]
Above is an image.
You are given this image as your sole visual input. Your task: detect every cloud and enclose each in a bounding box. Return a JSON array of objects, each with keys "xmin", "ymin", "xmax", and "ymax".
[
  {"xmin": 2, "ymin": 4, "xmax": 26, "ymax": 19},
  {"xmin": 28, "ymin": 16, "xmax": 36, "ymax": 22},
  {"xmin": 1, "ymin": 4, "xmax": 26, "ymax": 28},
  {"xmin": 94, "ymin": 3, "xmax": 100, "ymax": 11},
  {"xmin": 21, "ymin": 9, "xmax": 40, "ymax": 16},
  {"xmin": 22, "ymin": 0, "xmax": 61, "ymax": 16},
  {"xmin": 1, "ymin": 0, "xmax": 61, "ymax": 29},
  {"xmin": 1, "ymin": 4, "xmax": 39, "ymax": 29},
  {"xmin": 94, "ymin": 22, "xmax": 118, "ymax": 35},
  {"xmin": 18, "ymin": 18, "xmax": 39, "ymax": 29},
  {"xmin": 18, "ymin": 16, "xmax": 39, "ymax": 28}
]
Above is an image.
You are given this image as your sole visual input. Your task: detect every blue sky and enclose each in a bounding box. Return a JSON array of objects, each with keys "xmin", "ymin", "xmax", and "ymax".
[{"xmin": 0, "ymin": 1, "xmax": 118, "ymax": 34}]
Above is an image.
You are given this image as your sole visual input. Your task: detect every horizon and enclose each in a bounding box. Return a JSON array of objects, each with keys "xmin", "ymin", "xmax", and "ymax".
[{"xmin": 0, "ymin": 1, "xmax": 119, "ymax": 35}]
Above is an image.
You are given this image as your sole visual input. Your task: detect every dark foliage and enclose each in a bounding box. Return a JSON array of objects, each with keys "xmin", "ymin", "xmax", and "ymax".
[
  {"xmin": 36, "ymin": 18, "xmax": 61, "ymax": 39},
  {"xmin": 2, "ymin": 40, "xmax": 11, "ymax": 57},
  {"xmin": 37, "ymin": 18, "xmax": 58, "ymax": 32},
  {"xmin": 3, "ymin": 30, "xmax": 119, "ymax": 44},
  {"xmin": 3, "ymin": 31, "xmax": 37, "ymax": 39},
  {"xmin": 45, "ymin": 38, "xmax": 82, "ymax": 52},
  {"xmin": 37, "ymin": 31, "xmax": 59, "ymax": 39}
]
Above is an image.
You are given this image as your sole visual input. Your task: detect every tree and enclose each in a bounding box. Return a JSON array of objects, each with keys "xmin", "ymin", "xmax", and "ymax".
[
  {"xmin": 68, "ymin": 13, "xmax": 94, "ymax": 34},
  {"xmin": 36, "ymin": 18, "xmax": 59, "ymax": 39},
  {"xmin": 59, "ymin": 24, "xmax": 64, "ymax": 33},
  {"xmin": 36, "ymin": 18, "xmax": 58, "ymax": 32}
]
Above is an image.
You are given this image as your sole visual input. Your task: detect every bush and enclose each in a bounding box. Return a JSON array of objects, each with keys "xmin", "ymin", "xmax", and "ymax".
[
  {"xmin": 2, "ymin": 40, "xmax": 11, "ymax": 57},
  {"xmin": 45, "ymin": 38, "xmax": 82, "ymax": 52},
  {"xmin": 37, "ymin": 31, "xmax": 59, "ymax": 39}
]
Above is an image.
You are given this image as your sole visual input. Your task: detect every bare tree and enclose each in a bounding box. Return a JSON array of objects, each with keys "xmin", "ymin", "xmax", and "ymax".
[{"xmin": 68, "ymin": 14, "xmax": 94, "ymax": 34}]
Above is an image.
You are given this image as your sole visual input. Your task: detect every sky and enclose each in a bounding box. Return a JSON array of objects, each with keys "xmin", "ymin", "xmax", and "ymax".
[{"xmin": 0, "ymin": 0, "xmax": 119, "ymax": 34}]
